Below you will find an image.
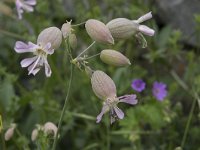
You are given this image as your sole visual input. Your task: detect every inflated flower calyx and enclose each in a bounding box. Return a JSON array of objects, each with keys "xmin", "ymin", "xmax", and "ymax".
[
  {"xmin": 69, "ymin": 33, "xmax": 77, "ymax": 50},
  {"xmin": 91, "ymin": 70, "xmax": 116, "ymax": 100},
  {"xmin": 44, "ymin": 122, "xmax": 58, "ymax": 137},
  {"xmin": 106, "ymin": 12, "xmax": 155, "ymax": 40},
  {"xmin": 61, "ymin": 21, "xmax": 73, "ymax": 38},
  {"xmin": 4, "ymin": 124, "xmax": 16, "ymax": 141},
  {"xmin": 85, "ymin": 19, "xmax": 114, "ymax": 44},
  {"xmin": 106, "ymin": 18, "xmax": 139, "ymax": 40},
  {"xmin": 100, "ymin": 49, "xmax": 131, "ymax": 67},
  {"xmin": 31, "ymin": 129, "xmax": 38, "ymax": 141},
  {"xmin": 37, "ymin": 27, "xmax": 62, "ymax": 50}
]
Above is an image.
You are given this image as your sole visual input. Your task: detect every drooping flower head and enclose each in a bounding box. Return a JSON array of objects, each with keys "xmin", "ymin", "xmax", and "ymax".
[
  {"xmin": 14, "ymin": 27, "xmax": 62, "ymax": 77},
  {"xmin": 106, "ymin": 11, "xmax": 155, "ymax": 40},
  {"xmin": 15, "ymin": 0, "xmax": 36, "ymax": 19},
  {"xmin": 91, "ymin": 70, "xmax": 138, "ymax": 124},
  {"xmin": 152, "ymin": 81, "xmax": 167, "ymax": 101},
  {"xmin": 131, "ymin": 79, "xmax": 146, "ymax": 92}
]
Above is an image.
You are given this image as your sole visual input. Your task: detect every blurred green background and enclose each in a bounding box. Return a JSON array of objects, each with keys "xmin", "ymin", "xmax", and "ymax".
[{"xmin": 0, "ymin": 0, "xmax": 200, "ymax": 149}]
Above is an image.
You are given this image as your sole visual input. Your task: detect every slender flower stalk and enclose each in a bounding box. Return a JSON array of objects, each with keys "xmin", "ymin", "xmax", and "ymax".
[
  {"xmin": 76, "ymin": 41, "xmax": 96, "ymax": 58},
  {"xmin": 52, "ymin": 63, "xmax": 73, "ymax": 150}
]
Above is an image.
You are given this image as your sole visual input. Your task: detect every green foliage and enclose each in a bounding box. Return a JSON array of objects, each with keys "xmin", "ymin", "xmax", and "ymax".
[{"xmin": 0, "ymin": 0, "xmax": 200, "ymax": 150}]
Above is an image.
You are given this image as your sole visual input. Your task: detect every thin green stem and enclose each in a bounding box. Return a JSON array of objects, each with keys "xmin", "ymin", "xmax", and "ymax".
[
  {"xmin": 170, "ymin": 70, "xmax": 189, "ymax": 91},
  {"xmin": 83, "ymin": 53, "xmax": 100, "ymax": 60},
  {"xmin": 65, "ymin": 39, "xmax": 73, "ymax": 60},
  {"xmin": 77, "ymin": 41, "xmax": 96, "ymax": 58},
  {"xmin": 1, "ymin": 132, "xmax": 6, "ymax": 150},
  {"xmin": 71, "ymin": 22, "xmax": 86, "ymax": 27},
  {"xmin": 0, "ymin": 29, "xmax": 25, "ymax": 40},
  {"xmin": 181, "ymin": 97, "xmax": 196, "ymax": 148},
  {"xmin": 106, "ymin": 116, "xmax": 110, "ymax": 150},
  {"xmin": 52, "ymin": 64, "xmax": 73, "ymax": 150}
]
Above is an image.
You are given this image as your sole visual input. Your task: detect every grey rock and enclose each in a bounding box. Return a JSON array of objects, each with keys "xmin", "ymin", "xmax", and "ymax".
[{"xmin": 155, "ymin": 0, "xmax": 200, "ymax": 47}]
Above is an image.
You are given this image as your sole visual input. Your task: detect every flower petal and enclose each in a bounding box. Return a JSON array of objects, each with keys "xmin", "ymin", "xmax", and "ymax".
[
  {"xmin": 14, "ymin": 41, "xmax": 37, "ymax": 53},
  {"xmin": 96, "ymin": 105, "xmax": 109, "ymax": 123},
  {"xmin": 139, "ymin": 25, "xmax": 155, "ymax": 36},
  {"xmin": 20, "ymin": 56, "xmax": 37, "ymax": 68},
  {"xmin": 21, "ymin": 3, "xmax": 34, "ymax": 12},
  {"xmin": 43, "ymin": 43, "xmax": 54, "ymax": 55},
  {"xmin": 137, "ymin": 12, "xmax": 152, "ymax": 23},
  {"xmin": 113, "ymin": 106, "xmax": 124, "ymax": 119},
  {"xmin": 28, "ymin": 56, "xmax": 41, "ymax": 75},
  {"xmin": 31, "ymin": 67, "xmax": 40, "ymax": 75},
  {"xmin": 119, "ymin": 94, "xmax": 138, "ymax": 105},
  {"xmin": 24, "ymin": 0, "xmax": 36, "ymax": 5},
  {"xmin": 44, "ymin": 59, "xmax": 52, "ymax": 77}
]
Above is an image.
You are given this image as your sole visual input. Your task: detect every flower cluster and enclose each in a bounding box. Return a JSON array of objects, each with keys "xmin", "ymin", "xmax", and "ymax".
[
  {"xmin": 131, "ymin": 79, "xmax": 168, "ymax": 101},
  {"xmin": 31, "ymin": 122, "xmax": 58, "ymax": 141},
  {"xmin": 13, "ymin": 11, "xmax": 155, "ymax": 126}
]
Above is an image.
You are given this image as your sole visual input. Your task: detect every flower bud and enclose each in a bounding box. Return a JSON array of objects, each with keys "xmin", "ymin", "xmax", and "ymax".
[
  {"xmin": 61, "ymin": 21, "xmax": 72, "ymax": 38},
  {"xmin": 91, "ymin": 70, "xmax": 116, "ymax": 100},
  {"xmin": 106, "ymin": 18, "xmax": 139, "ymax": 40},
  {"xmin": 100, "ymin": 49, "xmax": 131, "ymax": 66},
  {"xmin": 31, "ymin": 129, "xmax": 38, "ymax": 141},
  {"xmin": 85, "ymin": 19, "xmax": 114, "ymax": 44},
  {"xmin": 69, "ymin": 33, "xmax": 77, "ymax": 50},
  {"xmin": 37, "ymin": 27, "xmax": 62, "ymax": 50},
  {"xmin": 4, "ymin": 124, "xmax": 16, "ymax": 141},
  {"xmin": 44, "ymin": 122, "xmax": 57, "ymax": 137}
]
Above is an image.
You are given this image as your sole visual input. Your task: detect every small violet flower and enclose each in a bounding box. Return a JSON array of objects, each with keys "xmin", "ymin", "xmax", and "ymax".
[
  {"xmin": 131, "ymin": 79, "xmax": 146, "ymax": 92},
  {"xmin": 91, "ymin": 70, "xmax": 138, "ymax": 124},
  {"xmin": 14, "ymin": 27, "xmax": 62, "ymax": 77},
  {"xmin": 152, "ymin": 81, "xmax": 167, "ymax": 101},
  {"xmin": 15, "ymin": 0, "xmax": 36, "ymax": 19}
]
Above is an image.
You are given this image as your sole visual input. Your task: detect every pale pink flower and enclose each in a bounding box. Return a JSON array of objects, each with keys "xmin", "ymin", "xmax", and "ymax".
[
  {"xmin": 15, "ymin": 0, "xmax": 36, "ymax": 19},
  {"xmin": 91, "ymin": 70, "xmax": 138, "ymax": 124},
  {"xmin": 14, "ymin": 41, "xmax": 53, "ymax": 77},
  {"xmin": 14, "ymin": 27, "xmax": 62, "ymax": 77}
]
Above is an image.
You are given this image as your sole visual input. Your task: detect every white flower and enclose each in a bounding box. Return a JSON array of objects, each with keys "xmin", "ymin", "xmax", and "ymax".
[
  {"xmin": 15, "ymin": 41, "xmax": 53, "ymax": 77},
  {"xmin": 14, "ymin": 27, "xmax": 62, "ymax": 77},
  {"xmin": 15, "ymin": 0, "xmax": 36, "ymax": 19}
]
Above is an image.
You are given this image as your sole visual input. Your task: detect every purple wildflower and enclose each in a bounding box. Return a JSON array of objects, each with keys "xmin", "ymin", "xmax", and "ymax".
[
  {"xmin": 131, "ymin": 79, "xmax": 146, "ymax": 92},
  {"xmin": 152, "ymin": 81, "xmax": 167, "ymax": 101},
  {"xmin": 15, "ymin": 0, "xmax": 36, "ymax": 19}
]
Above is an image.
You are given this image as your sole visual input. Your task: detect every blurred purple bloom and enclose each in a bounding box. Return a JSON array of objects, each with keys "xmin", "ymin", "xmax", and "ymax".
[
  {"xmin": 14, "ymin": 41, "xmax": 54, "ymax": 77},
  {"xmin": 152, "ymin": 81, "xmax": 167, "ymax": 101},
  {"xmin": 97, "ymin": 94, "xmax": 138, "ymax": 124},
  {"xmin": 15, "ymin": 0, "xmax": 36, "ymax": 19},
  {"xmin": 131, "ymin": 79, "xmax": 146, "ymax": 92}
]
